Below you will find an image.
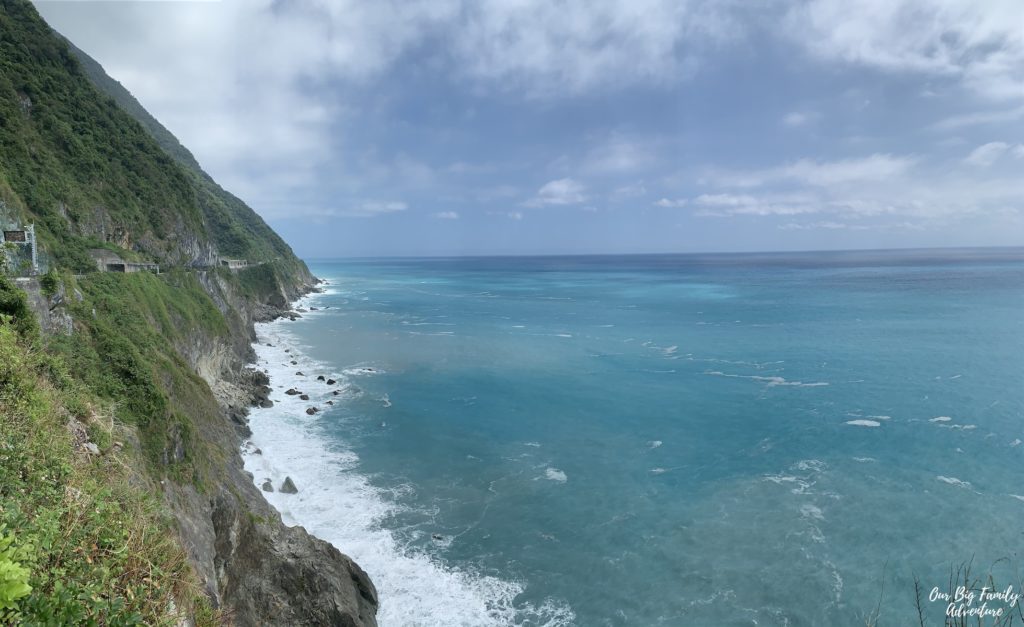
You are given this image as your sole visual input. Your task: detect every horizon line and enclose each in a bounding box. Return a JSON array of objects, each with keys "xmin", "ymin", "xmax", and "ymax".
[{"xmin": 300, "ymin": 244, "xmax": 1024, "ymax": 263}]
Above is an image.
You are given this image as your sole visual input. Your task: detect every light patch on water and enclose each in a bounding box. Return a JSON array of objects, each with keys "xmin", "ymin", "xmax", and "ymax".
[
  {"xmin": 705, "ymin": 371, "xmax": 829, "ymax": 388},
  {"xmin": 545, "ymin": 468, "xmax": 568, "ymax": 483},
  {"xmin": 845, "ymin": 419, "xmax": 881, "ymax": 427},
  {"xmin": 936, "ymin": 476, "xmax": 972, "ymax": 490}
]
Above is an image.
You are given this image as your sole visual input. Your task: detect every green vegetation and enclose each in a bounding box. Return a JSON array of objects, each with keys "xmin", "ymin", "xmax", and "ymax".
[
  {"xmin": 62, "ymin": 27, "xmax": 307, "ymax": 264},
  {"xmin": 0, "ymin": 0, "xmax": 202, "ymax": 272},
  {"xmin": 0, "ymin": 0, "xmax": 311, "ymax": 275},
  {"xmin": 0, "ymin": 286, "xmax": 217, "ymax": 625},
  {"xmin": 49, "ymin": 271, "xmax": 229, "ymax": 486},
  {"xmin": 0, "ymin": 2, "xmax": 318, "ymax": 623}
]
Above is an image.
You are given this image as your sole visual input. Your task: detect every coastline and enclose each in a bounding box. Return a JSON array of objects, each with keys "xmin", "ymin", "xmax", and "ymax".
[{"xmin": 240, "ymin": 279, "xmax": 576, "ymax": 627}]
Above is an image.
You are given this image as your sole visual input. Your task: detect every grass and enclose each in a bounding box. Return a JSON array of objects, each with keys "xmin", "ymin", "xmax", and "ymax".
[
  {"xmin": 0, "ymin": 302, "xmax": 218, "ymax": 624},
  {"xmin": 48, "ymin": 270, "xmax": 231, "ymax": 487}
]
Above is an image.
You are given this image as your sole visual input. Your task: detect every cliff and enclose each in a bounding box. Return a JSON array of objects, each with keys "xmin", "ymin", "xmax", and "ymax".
[{"xmin": 0, "ymin": 1, "xmax": 377, "ymax": 624}]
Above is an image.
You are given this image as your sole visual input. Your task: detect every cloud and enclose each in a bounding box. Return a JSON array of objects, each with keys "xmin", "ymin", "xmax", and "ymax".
[
  {"xmin": 782, "ymin": 111, "xmax": 817, "ymax": 127},
  {"xmin": 525, "ymin": 178, "xmax": 587, "ymax": 206},
  {"xmin": 611, "ymin": 182, "xmax": 648, "ymax": 200},
  {"xmin": 507, "ymin": 211, "xmax": 524, "ymax": 221},
  {"xmin": 582, "ymin": 135, "xmax": 658, "ymax": 174},
  {"xmin": 692, "ymin": 193, "xmax": 819, "ymax": 216},
  {"xmin": 337, "ymin": 201, "xmax": 409, "ymax": 218},
  {"xmin": 451, "ymin": 0, "xmax": 736, "ymax": 96},
  {"xmin": 709, "ymin": 154, "xmax": 917, "ymax": 188},
  {"xmin": 654, "ymin": 198, "xmax": 688, "ymax": 208},
  {"xmin": 432, "ymin": 211, "xmax": 459, "ymax": 219},
  {"xmin": 931, "ymin": 106, "xmax": 1024, "ymax": 131},
  {"xmin": 785, "ymin": 0, "xmax": 1024, "ymax": 102},
  {"xmin": 690, "ymin": 150, "xmax": 1024, "ymax": 226},
  {"xmin": 963, "ymin": 142, "xmax": 1022, "ymax": 167}
]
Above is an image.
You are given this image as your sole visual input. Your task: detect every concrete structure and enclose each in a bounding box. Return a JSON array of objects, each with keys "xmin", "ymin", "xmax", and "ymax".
[
  {"xmin": 88, "ymin": 249, "xmax": 159, "ymax": 274},
  {"xmin": 220, "ymin": 258, "xmax": 249, "ymax": 270},
  {"xmin": 0, "ymin": 223, "xmax": 38, "ymax": 275}
]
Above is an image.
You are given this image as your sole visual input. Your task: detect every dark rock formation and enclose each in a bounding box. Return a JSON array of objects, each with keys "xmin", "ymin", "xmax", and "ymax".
[
  {"xmin": 280, "ymin": 477, "xmax": 298, "ymax": 494},
  {"xmin": 299, "ymin": 394, "xmax": 310, "ymax": 401},
  {"xmin": 305, "ymin": 407, "xmax": 317, "ymax": 415},
  {"xmin": 285, "ymin": 388, "xmax": 301, "ymax": 396},
  {"xmin": 261, "ymin": 480, "xmax": 273, "ymax": 492},
  {"xmin": 327, "ymin": 379, "xmax": 337, "ymax": 385},
  {"xmin": 317, "ymin": 375, "xmax": 326, "ymax": 381}
]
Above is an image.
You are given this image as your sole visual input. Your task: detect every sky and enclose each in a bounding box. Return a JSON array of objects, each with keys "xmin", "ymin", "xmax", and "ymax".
[{"xmin": 33, "ymin": 0, "xmax": 1024, "ymax": 258}]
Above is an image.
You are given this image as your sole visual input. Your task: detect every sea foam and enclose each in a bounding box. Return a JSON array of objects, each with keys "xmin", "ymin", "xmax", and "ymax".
[{"xmin": 243, "ymin": 303, "xmax": 573, "ymax": 627}]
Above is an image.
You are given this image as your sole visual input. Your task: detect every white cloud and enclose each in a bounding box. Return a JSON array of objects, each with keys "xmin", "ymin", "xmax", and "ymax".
[
  {"xmin": 654, "ymin": 198, "xmax": 688, "ymax": 208},
  {"xmin": 785, "ymin": 0, "xmax": 1024, "ymax": 102},
  {"xmin": 932, "ymin": 106, "xmax": 1024, "ymax": 131},
  {"xmin": 452, "ymin": 0, "xmax": 736, "ymax": 96},
  {"xmin": 525, "ymin": 178, "xmax": 587, "ymax": 206},
  {"xmin": 963, "ymin": 142, "xmax": 1012, "ymax": 167},
  {"xmin": 432, "ymin": 211, "xmax": 459, "ymax": 219},
  {"xmin": 582, "ymin": 135, "xmax": 658, "ymax": 174},
  {"xmin": 693, "ymin": 193, "xmax": 820, "ymax": 216},
  {"xmin": 782, "ymin": 111, "xmax": 818, "ymax": 127},
  {"xmin": 338, "ymin": 201, "xmax": 409, "ymax": 218},
  {"xmin": 611, "ymin": 182, "xmax": 648, "ymax": 200},
  {"xmin": 710, "ymin": 154, "xmax": 917, "ymax": 188},
  {"xmin": 507, "ymin": 211, "xmax": 524, "ymax": 221},
  {"xmin": 691, "ymin": 151, "xmax": 1024, "ymax": 226}
]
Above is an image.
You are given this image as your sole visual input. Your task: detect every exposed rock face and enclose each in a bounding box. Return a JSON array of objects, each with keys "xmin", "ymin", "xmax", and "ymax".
[
  {"xmin": 160, "ymin": 273, "xmax": 378, "ymax": 626},
  {"xmin": 280, "ymin": 477, "xmax": 298, "ymax": 494}
]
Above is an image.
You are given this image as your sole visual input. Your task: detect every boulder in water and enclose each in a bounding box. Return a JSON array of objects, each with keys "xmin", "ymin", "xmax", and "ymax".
[
  {"xmin": 299, "ymin": 394, "xmax": 310, "ymax": 401},
  {"xmin": 285, "ymin": 388, "xmax": 301, "ymax": 396},
  {"xmin": 261, "ymin": 480, "xmax": 274, "ymax": 492},
  {"xmin": 280, "ymin": 477, "xmax": 298, "ymax": 493}
]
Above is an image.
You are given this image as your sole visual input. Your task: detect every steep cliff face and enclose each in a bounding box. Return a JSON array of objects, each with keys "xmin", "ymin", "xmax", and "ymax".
[
  {"xmin": 0, "ymin": 2, "xmax": 377, "ymax": 624},
  {"xmin": 161, "ymin": 270, "xmax": 378, "ymax": 626}
]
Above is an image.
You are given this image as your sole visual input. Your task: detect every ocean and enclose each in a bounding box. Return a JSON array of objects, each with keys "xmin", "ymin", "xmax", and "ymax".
[{"xmin": 242, "ymin": 249, "xmax": 1024, "ymax": 626}]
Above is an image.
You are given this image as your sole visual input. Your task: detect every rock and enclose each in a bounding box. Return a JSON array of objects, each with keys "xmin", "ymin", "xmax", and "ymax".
[
  {"xmin": 84, "ymin": 442, "xmax": 100, "ymax": 455},
  {"xmin": 296, "ymin": 371, "xmax": 305, "ymax": 376},
  {"xmin": 266, "ymin": 343, "xmax": 274, "ymax": 347},
  {"xmin": 317, "ymin": 375, "xmax": 326, "ymax": 381},
  {"xmin": 252, "ymin": 370, "xmax": 271, "ymax": 386},
  {"xmin": 332, "ymin": 390, "xmax": 340, "ymax": 396},
  {"xmin": 280, "ymin": 477, "xmax": 299, "ymax": 493},
  {"xmin": 228, "ymin": 407, "xmax": 248, "ymax": 426},
  {"xmin": 285, "ymin": 388, "xmax": 301, "ymax": 396},
  {"xmin": 285, "ymin": 348, "xmax": 290, "ymax": 353},
  {"xmin": 305, "ymin": 407, "xmax": 317, "ymax": 415},
  {"xmin": 299, "ymin": 394, "xmax": 310, "ymax": 401},
  {"xmin": 310, "ymin": 307, "xmax": 318, "ymax": 311},
  {"xmin": 290, "ymin": 360, "xmax": 298, "ymax": 365},
  {"xmin": 326, "ymin": 400, "xmax": 334, "ymax": 405},
  {"xmin": 259, "ymin": 399, "xmax": 274, "ymax": 408},
  {"xmin": 326, "ymin": 379, "xmax": 337, "ymax": 385},
  {"xmin": 431, "ymin": 534, "xmax": 444, "ymax": 541},
  {"xmin": 261, "ymin": 480, "xmax": 274, "ymax": 492}
]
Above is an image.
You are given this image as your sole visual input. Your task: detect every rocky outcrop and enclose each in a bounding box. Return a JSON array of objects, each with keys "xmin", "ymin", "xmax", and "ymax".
[{"xmin": 160, "ymin": 270, "xmax": 377, "ymax": 626}]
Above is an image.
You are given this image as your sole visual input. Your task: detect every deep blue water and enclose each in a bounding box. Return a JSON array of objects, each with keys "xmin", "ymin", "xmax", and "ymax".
[{"xmin": 244, "ymin": 249, "xmax": 1024, "ymax": 626}]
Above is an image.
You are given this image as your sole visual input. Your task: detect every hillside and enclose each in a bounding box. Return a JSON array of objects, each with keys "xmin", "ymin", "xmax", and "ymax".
[
  {"xmin": 0, "ymin": 0, "xmax": 308, "ymax": 276},
  {"xmin": 0, "ymin": 1, "xmax": 377, "ymax": 624}
]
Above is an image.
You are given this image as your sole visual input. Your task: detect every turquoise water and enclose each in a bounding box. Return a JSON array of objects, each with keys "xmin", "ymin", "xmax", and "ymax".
[{"xmin": 244, "ymin": 249, "xmax": 1024, "ymax": 626}]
